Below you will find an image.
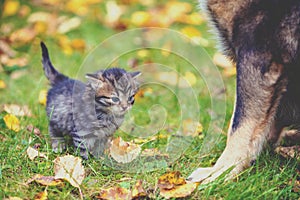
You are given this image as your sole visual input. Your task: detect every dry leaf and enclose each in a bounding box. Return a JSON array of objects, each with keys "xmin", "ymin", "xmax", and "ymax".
[
  {"xmin": 105, "ymin": 1, "xmax": 124, "ymax": 27},
  {"xmin": 3, "ymin": 114, "xmax": 20, "ymax": 132},
  {"xmin": 0, "ymin": 80, "xmax": 6, "ymax": 89},
  {"xmin": 158, "ymin": 171, "xmax": 198, "ymax": 199},
  {"xmin": 34, "ymin": 190, "xmax": 48, "ymax": 200},
  {"xmin": 159, "ymin": 182, "xmax": 198, "ymax": 199},
  {"xmin": 155, "ymin": 71, "xmax": 196, "ymax": 88},
  {"xmin": 275, "ymin": 146, "xmax": 300, "ymax": 159},
  {"xmin": 39, "ymin": 90, "xmax": 47, "ymax": 106},
  {"xmin": 57, "ymin": 17, "xmax": 81, "ymax": 34},
  {"xmin": 3, "ymin": 0, "xmax": 20, "ymax": 17},
  {"xmin": 54, "ymin": 155, "xmax": 85, "ymax": 188},
  {"xmin": 182, "ymin": 119, "xmax": 203, "ymax": 137},
  {"xmin": 97, "ymin": 187, "xmax": 131, "ymax": 200},
  {"xmin": 10, "ymin": 27, "xmax": 36, "ymax": 44},
  {"xmin": 213, "ymin": 52, "xmax": 234, "ymax": 68},
  {"xmin": 26, "ymin": 125, "xmax": 42, "ymax": 137},
  {"xmin": 70, "ymin": 39, "xmax": 86, "ymax": 51},
  {"xmin": 131, "ymin": 11, "xmax": 151, "ymax": 26},
  {"xmin": 3, "ymin": 197, "xmax": 23, "ymax": 200},
  {"xmin": 110, "ymin": 137, "xmax": 141, "ymax": 163},
  {"xmin": 131, "ymin": 180, "xmax": 147, "ymax": 199},
  {"xmin": 223, "ymin": 67, "xmax": 237, "ymax": 77},
  {"xmin": 27, "ymin": 174, "xmax": 63, "ymax": 186},
  {"xmin": 27, "ymin": 146, "xmax": 48, "ymax": 160},
  {"xmin": 3, "ymin": 104, "xmax": 32, "ymax": 117}
]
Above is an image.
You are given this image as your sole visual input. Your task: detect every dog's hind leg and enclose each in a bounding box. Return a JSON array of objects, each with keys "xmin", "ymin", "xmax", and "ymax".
[{"xmin": 188, "ymin": 52, "xmax": 288, "ymax": 183}]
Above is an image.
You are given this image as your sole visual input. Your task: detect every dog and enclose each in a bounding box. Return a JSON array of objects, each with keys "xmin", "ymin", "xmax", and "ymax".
[{"xmin": 188, "ymin": 0, "xmax": 300, "ymax": 183}]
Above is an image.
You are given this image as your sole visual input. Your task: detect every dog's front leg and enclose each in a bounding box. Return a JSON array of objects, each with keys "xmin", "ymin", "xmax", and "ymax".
[{"xmin": 188, "ymin": 52, "xmax": 287, "ymax": 183}]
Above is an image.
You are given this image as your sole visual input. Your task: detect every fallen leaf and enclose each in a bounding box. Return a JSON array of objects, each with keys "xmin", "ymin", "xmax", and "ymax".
[
  {"xmin": 26, "ymin": 125, "xmax": 42, "ymax": 137},
  {"xmin": 158, "ymin": 171, "xmax": 198, "ymax": 199},
  {"xmin": 39, "ymin": 90, "xmax": 47, "ymax": 106},
  {"xmin": 97, "ymin": 186, "xmax": 131, "ymax": 200},
  {"xmin": 110, "ymin": 137, "xmax": 141, "ymax": 163},
  {"xmin": 3, "ymin": 104, "xmax": 32, "ymax": 117},
  {"xmin": 104, "ymin": 1, "xmax": 124, "ymax": 27},
  {"xmin": 131, "ymin": 180, "xmax": 147, "ymax": 199},
  {"xmin": 3, "ymin": 197, "xmax": 23, "ymax": 200},
  {"xmin": 3, "ymin": 114, "xmax": 20, "ymax": 132},
  {"xmin": 10, "ymin": 27, "xmax": 36, "ymax": 44},
  {"xmin": 180, "ymin": 26, "xmax": 201, "ymax": 38},
  {"xmin": 27, "ymin": 146, "xmax": 48, "ymax": 160},
  {"xmin": 70, "ymin": 39, "xmax": 86, "ymax": 51},
  {"xmin": 34, "ymin": 190, "xmax": 48, "ymax": 200},
  {"xmin": 158, "ymin": 171, "xmax": 186, "ymax": 189},
  {"xmin": 223, "ymin": 67, "xmax": 237, "ymax": 77},
  {"xmin": 182, "ymin": 119, "xmax": 203, "ymax": 137},
  {"xmin": 0, "ymin": 40, "xmax": 16, "ymax": 57},
  {"xmin": 53, "ymin": 155, "xmax": 85, "ymax": 188},
  {"xmin": 0, "ymin": 80, "xmax": 6, "ymax": 89},
  {"xmin": 3, "ymin": 0, "xmax": 20, "ymax": 17},
  {"xmin": 155, "ymin": 71, "xmax": 196, "ymax": 88},
  {"xmin": 213, "ymin": 52, "xmax": 234, "ymax": 68},
  {"xmin": 275, "ymin": 146, "xmax": 300, "ymax": 159},
  {"xmin": 27, "ymin": 174, "xmax": 63, "ymax": 186},
  {"xmin": 136, "ymin": 49, "xmax": 149, "ymax": 58},
  {"xmin": 177, "ymin": 12, "xmax": 205, "ymax": 25},
  {"xmin": 159, "ymin": 182, "xmax": 198, "ymax": 199},
  {"xmin": 57, "ymin": 17, "xmax": 81, "ymax": 34},
  {"xmin": 131, "ymin": 11, "xmax": 151, "ymax": 27}
]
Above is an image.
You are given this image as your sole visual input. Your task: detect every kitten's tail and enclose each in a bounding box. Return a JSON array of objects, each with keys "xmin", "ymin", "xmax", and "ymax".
[{"xmin": 40, "ymin": 42, "xmax": 68, "ymax": 85}]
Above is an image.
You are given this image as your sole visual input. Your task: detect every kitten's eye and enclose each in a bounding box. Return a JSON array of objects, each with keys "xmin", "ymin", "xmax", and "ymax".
[
  {"xmin": 111, "ymin": 97, "xmax": 120, "ymax": 103},
  {"xmin": 128, "ymin": 95, "xmax": 135, "ymax": 104}
]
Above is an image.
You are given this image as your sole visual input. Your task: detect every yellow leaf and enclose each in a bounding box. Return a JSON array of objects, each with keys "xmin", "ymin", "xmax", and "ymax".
[
  {"xmin": 131, "ymin": 11, "xmax": 151, "ymax": 26},
  {"xmin": 27, "ymin": 174, "xmax": 63, "ymax": 186},
  {"xmin": 110, "ymin": 137, "xmax": 141, "ymax": 163},
  {"xmin": 166, "ymin": 1, "xmax": 192, "ymax": 19},
  {"xmin": 223, "ymin": 67, "xmax": 237, "ymax": 77},
  {"xmin": 26, "ymin": 146, "xmax": 48, "ymax": 160},
  {"xmin": 182, "ymin": 119, "xmax": 203, "ymax": 137},
  {"xmin": 158, "ymin": 171, "xmax": 198, "ymax": 199},
  {"xmin": 160, "ymin": 182, "xmax": 198, "ymax": 199},
  {"xmin": 34, "ymin": 190, "xmax": 48, "ymax": 200},
  {"xmin": 4, "ymin": 197, "xmax": 23, "ymax": 200},
  {"xmin": 180, "ymin": 26, "xmax": 201, "ymax": 38},
  {"xmin": 3, "ymin": 114, "xmax": 20, "ymax": 132},
  {"xmin": 0, "ymin": 80, "xmax": 6, "ymax": 89},
  {"xmin": 136, "ymin": 49, "xmax": 149, "ymax": 58},
  {"xmin": 71, "ymin": 39, "xmax": 86, "ymax": 51},
  {"xmin": 161, "ymin": 42, "xmax": 172, "ymax": 57},
  {"xmin": 156, "ymin": 71, "xmax": 196, "ymax": 88},
  {"xmin": 38, "ymin": 90, "xmax": 47, "ymax": 106},
  {"xmin": 177, "ymin": 12, "xmax": 205, "ymax": 25},
  {"xmin": 66, "ymin": 0, "xmax": 88, "ymax": 16},
  {"xmin": 33, "ymin": 21, "xmax": 47, "ymax": 34},
  {"xmin": 10, "ymin": 27, "xmax": 36, "ymax": 44},
  {"xmin": 183, "ymin": 71, "xmax": 197, "ymax": 86},
  {"xmin": 98, "ymin": 186, "xmax": 132, "ymax": 200},
  {"xmin": 54, "ymin": 155, "xmax": 85, "ymax": 188},
  {"xmin": 213, "ymin": 52, "xmax": 234, "ymax": 68},
  {"xmin": 3, "ymin": 0, "xmax": 20, "ymax": 17},
  {"xmin": 131, "ymin": 180, "xmax": 147, "ymax": 199}
]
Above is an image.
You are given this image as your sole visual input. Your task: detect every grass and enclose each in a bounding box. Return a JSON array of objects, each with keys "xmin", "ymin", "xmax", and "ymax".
[{"xmin": 0, "ymin": 0, "xmax": 299, "ymax": 199}]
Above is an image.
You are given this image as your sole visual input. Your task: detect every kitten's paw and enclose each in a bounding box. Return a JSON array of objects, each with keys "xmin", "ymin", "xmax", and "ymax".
[
  {"xmin": 80, "ymin": 150, "xmax": 89, "ymax": 160},
  {"xmin": 51, "ymin": 140, "xmax": 66, "ymax": 153}
]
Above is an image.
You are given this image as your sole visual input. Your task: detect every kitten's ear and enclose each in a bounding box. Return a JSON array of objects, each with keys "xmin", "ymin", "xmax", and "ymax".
[
  {"xmin": 129, "ymin": 71, "xmax": 141, "ymax": 79},
  {"xmin": 85, "ymin": 73, "xmax": 105, "ymax": 88}
]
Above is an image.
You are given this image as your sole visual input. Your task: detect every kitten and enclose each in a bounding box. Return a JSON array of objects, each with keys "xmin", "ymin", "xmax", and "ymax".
[{"xmin": 40, "ymin": 42, "xmax": 141, "ymax": 159}]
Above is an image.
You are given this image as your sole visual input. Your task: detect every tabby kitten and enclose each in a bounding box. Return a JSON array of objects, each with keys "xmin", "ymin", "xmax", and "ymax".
[{"xmin": 41, "ymin": 42, "xmax": 140, "ymax": 159}]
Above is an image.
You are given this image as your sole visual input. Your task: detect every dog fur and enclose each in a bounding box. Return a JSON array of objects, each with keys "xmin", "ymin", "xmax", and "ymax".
[{"xmin": 188, "ymin": 0, "xmax": 300, "ymax": 183}]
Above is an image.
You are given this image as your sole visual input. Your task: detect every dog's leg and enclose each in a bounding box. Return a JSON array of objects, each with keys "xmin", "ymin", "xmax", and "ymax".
[{"xmin": 188, "ymin": 53, "xmax": 287, "ymax": 183}]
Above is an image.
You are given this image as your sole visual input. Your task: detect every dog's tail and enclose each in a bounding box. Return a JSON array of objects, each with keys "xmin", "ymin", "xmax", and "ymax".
[{"xmin": 40, "ymin": 42, "xmax": 68, "ymax": 85}]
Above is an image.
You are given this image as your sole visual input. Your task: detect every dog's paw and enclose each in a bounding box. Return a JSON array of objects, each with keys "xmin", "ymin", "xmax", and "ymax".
[{"xmin": 186, "ymin": 167, "xmax": 214, "ymax": 183}]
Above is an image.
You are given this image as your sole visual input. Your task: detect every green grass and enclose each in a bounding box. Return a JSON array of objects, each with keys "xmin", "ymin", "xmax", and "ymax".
[{"xmin": 1, "ymin": 1, "xmax": 299, "ymax": 199}]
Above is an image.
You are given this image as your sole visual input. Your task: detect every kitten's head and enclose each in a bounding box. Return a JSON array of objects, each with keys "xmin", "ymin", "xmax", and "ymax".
[{"xmin": 86, "ymin": 68, "xmax": 141, "ymax": 116}]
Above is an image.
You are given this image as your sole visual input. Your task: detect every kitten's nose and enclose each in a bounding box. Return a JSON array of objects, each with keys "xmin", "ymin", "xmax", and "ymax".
[{"xmin": 121, "ymin": 105, "xmax": 127, "ymax": 111}]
